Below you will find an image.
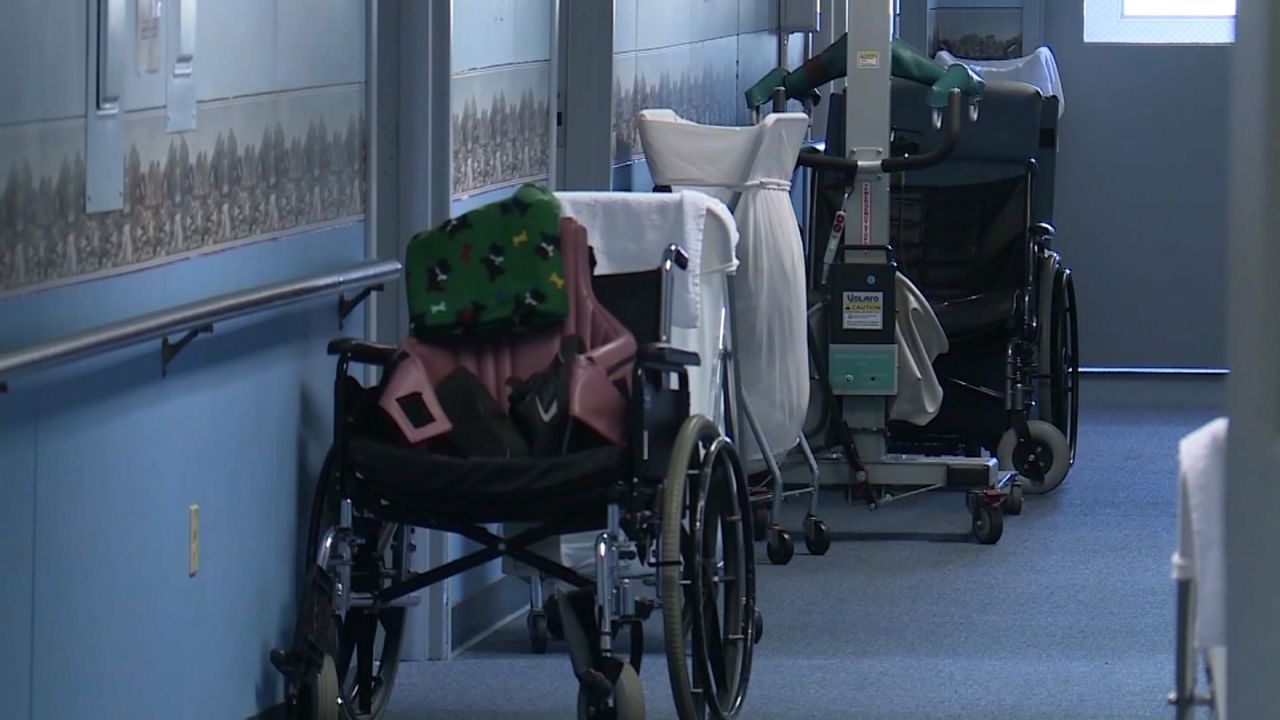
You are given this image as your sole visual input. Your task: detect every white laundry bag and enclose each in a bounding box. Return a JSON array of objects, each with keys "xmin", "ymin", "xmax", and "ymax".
[{"xmin": 639, "ymin": 110, "xmax": 811, "ymax": 464}]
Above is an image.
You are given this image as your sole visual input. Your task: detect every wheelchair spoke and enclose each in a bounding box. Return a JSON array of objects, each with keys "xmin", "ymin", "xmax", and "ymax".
[
  {"xmin": 356, "ymin": 612, "xmax": 375, "ymax": 713},
  {"xmin": 336, "ymin": 615, "xmax": 358, "ymax": 682},
  {"xmin": 702, "ymin": 589, "xmax": 729, "ymax": 693}
]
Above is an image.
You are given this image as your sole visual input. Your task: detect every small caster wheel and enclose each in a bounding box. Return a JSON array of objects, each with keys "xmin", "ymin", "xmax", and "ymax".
[
  {"xmin": 528, "ymin": 610, "xmax": 549, "ymax": 654},
  {"xmin": 545, "ymin": 594, "xmax": 565, "ymax": 641},
  {"xmin": 752, "ymin": 505, "xmax": 769, "ymax": 542},
  {"xmin": 803, "ymin": 515, "xmax": 831, "ymax": 556},
  {"xmin": 305, "ymin": 654, "xmax": 341, "ymax": 720},
  {"xmin": 998, "ymin": 420, "xmax": 1071, "ymax": 495},
  {"xmin": 578, "ymin": 661, "xmax": 645, "ymax": 720},
  {"xmin": 972, "ymin": 503, "xmax": 1004, "ymax": 545},
  {"xmin": 753, "ymin": 608, "xmax": 764, "ymax": 645},
  {"xmin": 1002, "ymin": 482, "xmax": 1024, "ymax": 516},
  {"xmin": 766, "ymin": 526, "xmax": 795, "ymax": 565}
]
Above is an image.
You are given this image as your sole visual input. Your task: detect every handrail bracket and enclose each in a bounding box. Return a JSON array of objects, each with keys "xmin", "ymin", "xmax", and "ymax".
[
  {"xmin": 338, "ymin": 284, "xmax": 383, "ymax": 329},
  {"xmin": 161, "ymin": 324, "xmax": 214, "ymax": 376}
]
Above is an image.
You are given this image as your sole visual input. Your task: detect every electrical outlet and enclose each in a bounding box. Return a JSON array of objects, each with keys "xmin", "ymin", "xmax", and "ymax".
[{"xmin": 189, "ymin": 505, "xmax": 199, "ymax": 577}]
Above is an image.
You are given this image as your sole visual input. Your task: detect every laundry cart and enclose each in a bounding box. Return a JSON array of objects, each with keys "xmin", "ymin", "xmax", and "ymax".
[
  {"xmin": 504, "ymin": 190, "xmax": 746, "ymax": 652},
  {"xmin": 638, "ymin": 109, "xmax": 829, "ymax": 565},
  {"xmin": 1171, "ymin": 417, "xmax": 1227, "ymax": 719}
]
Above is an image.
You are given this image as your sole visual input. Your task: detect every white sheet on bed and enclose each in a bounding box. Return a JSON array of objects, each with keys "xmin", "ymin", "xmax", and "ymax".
[
  {"xmin": 1175, "ymin": 416, "xmax": 1227, "ymax": 717},
  {"xmin": 1177, "ymin": 416, "xmax": 1226, "ymax": 649}
]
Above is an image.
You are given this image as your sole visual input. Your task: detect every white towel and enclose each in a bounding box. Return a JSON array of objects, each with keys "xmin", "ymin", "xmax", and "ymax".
[
  {"xmin": 891, "ymin": 273, "xmax": 949, "ymax": 425},
  {"xmin": 936, "ymin": 47, "xmax": 1066, "ymax": 118},
  {"xmin": 558, "ymin": 192, "xmax": 710, "ymax": 329}
]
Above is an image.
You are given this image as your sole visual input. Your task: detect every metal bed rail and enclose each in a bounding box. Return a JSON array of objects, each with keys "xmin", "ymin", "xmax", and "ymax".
[{"xmin": 0, "ymin": 259, "xmax": 401, "ymax": 390}]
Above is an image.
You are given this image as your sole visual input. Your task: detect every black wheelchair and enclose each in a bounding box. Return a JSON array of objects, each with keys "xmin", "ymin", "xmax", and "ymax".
[
  {"xmin": 270, "ymin": 218, "xmax": 758, "ymax": 720},
  {"xmin": 811, "ymin": 76, "xmax": 1079, "ymax": 497}
]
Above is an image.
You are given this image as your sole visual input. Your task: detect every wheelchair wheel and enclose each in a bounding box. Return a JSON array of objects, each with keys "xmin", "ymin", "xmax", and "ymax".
[
  {"xmin": 997, "ymin": 420, "xmax": 1071, "ymax": 496},
  {"xmin": 307, "ymin": 654, "xmax": 341, "ymax": 720},
  {"xmin": 307, "ymin": 456, "xmax": 408, "ymax": 720},
  {"xmin": 1049, "ymin": 268, "xmax": 1080, "ymax": 467},
  {"xmin": 660, "ymin": 416, "xmax": 756, "ymax": 720}
]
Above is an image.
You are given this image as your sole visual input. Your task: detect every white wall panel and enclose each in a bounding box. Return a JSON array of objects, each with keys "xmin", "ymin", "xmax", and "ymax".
[{"xmin": 0, "ymin": 0, "xmax": 87, "ymax": 126}]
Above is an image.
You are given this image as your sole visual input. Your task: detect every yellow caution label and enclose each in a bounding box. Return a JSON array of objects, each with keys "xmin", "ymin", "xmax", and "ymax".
[{"xmin": 842, "ymin": 291, "xmax": 883, "ymax": 330}]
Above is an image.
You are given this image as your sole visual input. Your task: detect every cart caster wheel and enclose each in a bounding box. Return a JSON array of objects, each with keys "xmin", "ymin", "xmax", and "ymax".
[
  {"xmin": 528, "ymin": 610, "xmax": 549, "ymax": 654},
  {"xmin": 766, "ymin": 526, "xmax": 795, "ymax": 565},
  {"xmin": 804, "ymin": 516, "xmax": 831, "ymax": 556},
  {"xmin": 753, "ymin": 608, "xmax": 764, "ymax": 645},
  {"xmin": 577, "ymin": 662, "xmax": 645, "ymax": 720},
  {"xmin": 752, "ymin": 506, "xmax": 769, "ymax": 543},
  {"xmin": 304, "ymin": 654, "xmax": 341, "ymax": 720},
  {"xmin": 972, "ymin": 503, "xmax": 1004, "ymax": 545},
  {"xmin": 1002, "ymin": 483, "xmax": 1024, "ymax": 516},
  {"xmin": 545, "ymin": 594, "xmax": 565, "ymax": 641}
]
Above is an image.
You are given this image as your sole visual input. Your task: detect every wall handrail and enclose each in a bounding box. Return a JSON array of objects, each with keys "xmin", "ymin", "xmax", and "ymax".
[{"xmin": 0, "ymin": 259, "xmax": 402, "ymax": 389}]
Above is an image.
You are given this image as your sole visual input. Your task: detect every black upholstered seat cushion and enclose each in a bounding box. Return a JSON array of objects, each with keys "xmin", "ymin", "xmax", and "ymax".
[{"xmin": 345, "ymin": 438, "xmax": 627, "ymax": 526}]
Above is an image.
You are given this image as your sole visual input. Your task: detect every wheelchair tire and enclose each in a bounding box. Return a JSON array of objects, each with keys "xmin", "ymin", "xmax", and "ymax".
[
  {"xmin": 307, "ymin": 654, "xmax": 342, "ymax": 720},
  {"xmin": 1037, "ymin": 263, "xmax": 1079, "ymax": 469},
  {"xmin": 997, "ymin": 420, "xmax": 1071, "ymax": 496},
  {"xmin": 1050, "ymin": 269, "xmax": 1080, "ymax": 467},
  {"xmin": 306, "ymin": 456, "xmax": 408, "ymax": 720},
  {"xmin": 660, "ymin": 416, "xmax": 756, "ymax": 720},
  {"xmin": 578, "ymin": 661, "xmax": 645, "ymax": 720}
]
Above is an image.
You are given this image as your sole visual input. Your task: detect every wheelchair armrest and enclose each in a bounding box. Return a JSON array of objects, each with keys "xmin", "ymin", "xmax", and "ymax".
[
  {"xmin": 637, "ymin": 343, "xmax": 700, "ymax": 370},
  {"xmin": 327, "ymin": 338, "xmax": 398, "ymax": 366}
]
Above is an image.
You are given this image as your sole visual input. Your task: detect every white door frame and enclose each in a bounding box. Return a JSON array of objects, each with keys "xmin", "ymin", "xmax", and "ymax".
[{"xmin": 1226, "ymin": 0, "xmax": 1280, "ymax": 714}]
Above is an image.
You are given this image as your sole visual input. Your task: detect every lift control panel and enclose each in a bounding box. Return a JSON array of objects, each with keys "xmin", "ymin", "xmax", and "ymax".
[{"xmin": 828, "ymin": 260, "xmax": 897, "ymax": 395}]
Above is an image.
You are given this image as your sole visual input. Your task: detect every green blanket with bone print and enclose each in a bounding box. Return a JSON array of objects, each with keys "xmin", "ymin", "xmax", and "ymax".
[{"xmin": 405, "ymin": 184, "xmax": 569, "ymax": 340}]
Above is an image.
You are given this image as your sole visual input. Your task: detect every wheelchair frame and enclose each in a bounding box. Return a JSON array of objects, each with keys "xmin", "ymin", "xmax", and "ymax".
[
  {"xmin": 271, "ymin": 247, "xmax": 760, "ymax": 720},
  {"xmin": 882, "ymin": 157, "xmax": 1079, "ymax": 495}
]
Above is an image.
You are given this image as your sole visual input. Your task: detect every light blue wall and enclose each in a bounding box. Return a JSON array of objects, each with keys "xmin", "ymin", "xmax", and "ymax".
[
  {"xmin": 0, "ymin": 223, "xmax": 367, "ymax": 720},
  {"xmin": 1044, "ymin": 3, "xmax": 1229, "ymax": 368}
]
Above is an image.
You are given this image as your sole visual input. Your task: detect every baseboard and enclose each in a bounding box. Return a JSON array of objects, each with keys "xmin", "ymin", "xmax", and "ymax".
[
  {"xmin": 1080, "ymin": 374, "xmax": 1225, "ymax": 411},
  {"xmin": 449, "ymin": 573, "xmax": 530, "ymax": 657}
]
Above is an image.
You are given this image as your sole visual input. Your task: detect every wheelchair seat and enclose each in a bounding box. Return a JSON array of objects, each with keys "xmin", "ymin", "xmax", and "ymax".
[{"xmin": 346, "ymin": 438, "xmax": 623, "ymax": 525}]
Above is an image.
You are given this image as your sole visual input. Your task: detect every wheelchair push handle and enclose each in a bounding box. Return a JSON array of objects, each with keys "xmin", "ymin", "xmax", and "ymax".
[
  {"xmin": 659, "ymin": 244, "xmax": 690, "ymax": 344},
  {"xmin": 795, "ymin": 89, "xmax": 969, "ymax": 177}
]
